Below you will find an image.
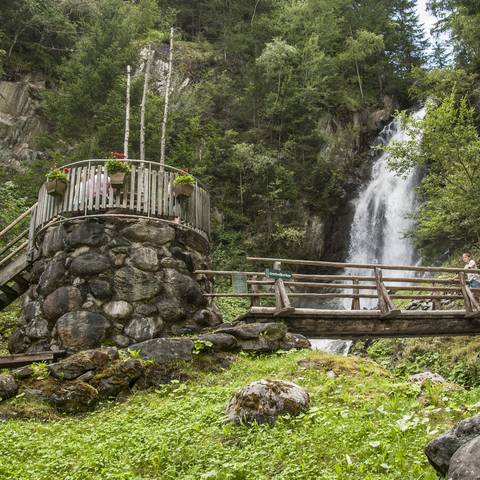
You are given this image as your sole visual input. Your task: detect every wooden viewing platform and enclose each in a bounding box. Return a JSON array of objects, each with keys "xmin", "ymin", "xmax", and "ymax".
[
  {"xmin": 0, "ymin": 159, "xmax": 210, "ymax": 311},
  {"xmin": 196, "ymin": 256, "xmax": 480, "ymax": 338}
]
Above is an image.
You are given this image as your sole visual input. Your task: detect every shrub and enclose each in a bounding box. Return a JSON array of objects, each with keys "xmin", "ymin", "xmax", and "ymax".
[
  {"xmin": 174, "ymin": 174, "xmax": 196, "ymax": 186},
  {"xmin": 105, "ymin": 159, "xmax": 131, "ymax": 174},
  {"xmin": 45, "ymin": 167, "xmax": 69, "ymax": 183}
]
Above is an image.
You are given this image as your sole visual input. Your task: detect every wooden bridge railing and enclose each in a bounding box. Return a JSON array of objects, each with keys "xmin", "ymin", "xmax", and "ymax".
[
  {"xmin": 29, "ymin": 159, "xmax": 210, "ymax": 248},
  {"xmin": 195, "ymin": 256, "xmax": 480, "ymax": 319}
]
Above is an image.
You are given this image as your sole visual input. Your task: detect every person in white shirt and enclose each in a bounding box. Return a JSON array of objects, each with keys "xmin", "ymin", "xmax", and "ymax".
[{"xmin": 463, "ymin": 253, "xmax": 480, "ymax": 289}]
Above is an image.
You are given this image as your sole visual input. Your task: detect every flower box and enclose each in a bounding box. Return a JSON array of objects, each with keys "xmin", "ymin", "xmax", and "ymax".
[
  {"xmin": 45, "ymin": 179, "xmax": 67, "ymax": 197},
  {"xmin": 110, "ymin": 171, "xmax": 127, "ymax": 186},
  {"xmin": 174, "ymin": 183, "xmax": 194, "ymax": 198}
]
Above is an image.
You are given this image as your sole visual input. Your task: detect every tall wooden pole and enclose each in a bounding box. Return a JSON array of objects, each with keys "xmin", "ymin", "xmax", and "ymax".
[
  {"xmin": 160, "ymin": 27, "xmax": 174, "ymax": 168},
  {"xmin": 140, "ymin": 46, "xmax": 152, "ymax": 162},
  {"xmin": 123, "ymin": 65, "xmax": 131, "ymax": 158}
]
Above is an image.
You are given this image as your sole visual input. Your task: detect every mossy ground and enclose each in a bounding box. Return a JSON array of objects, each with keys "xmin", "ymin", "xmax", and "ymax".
[{"xmin": 1, "ymin": 350, "xmax": 479, "ymax": 480}]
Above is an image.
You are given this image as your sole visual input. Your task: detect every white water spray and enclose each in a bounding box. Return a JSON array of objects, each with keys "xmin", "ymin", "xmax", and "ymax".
[{"xmin": 312, "ymin": 106, "xmax": 426, "ymax": 354}]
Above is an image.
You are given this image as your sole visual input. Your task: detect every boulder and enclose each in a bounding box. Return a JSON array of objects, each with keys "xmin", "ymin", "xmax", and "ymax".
[
  {"xmin": 134, "ymin": 362, "xmax": 189, "ymax": 390},
  {"xmin": 114, "ymin": 266, "xmax": 161, "ymax": 302},
  {"xmin": 48, "ymin": 381, "xmax": 99, "ymax": 413},
  {"xmin": 24, "ymin": 301, "xmax": 42, "ymax": 322},
  {"xmin": 42, "ymin": 286, "xmax": 83, "ymax": 320},
  {"xmin": 237, "ymin": 337, "xmax": 281, "ymax": 353},
  {"xmin": 25, "ymin": 317, "xmax": 49, "ymax": 340},
  {"xmin": 197, "ymin": 333, "xmax": 238, "ymax": 352},
  {"xmin": 11, "ymin": 365, "xmax": 33, "ymax": 380},
  {"xmin": 38, "ymin": 257, "xmax": 66, "ymax": 296},
  {"xmin": 26, "ymin": 340, "xmax": 50, "ymax": 353},
  {"xmin": 102, "ymin": 300, "xmax": 133, "ymax": 320},
  {"xmin": 448, "ymin": 436, "xmax": 480, "ymax": 480},
  {"xmin": 121, "ymin": 222, "xmax": 175, "ymax": 246},
  {"xmin": 112, "ymin": 334, "xmax": 131, "ymax": 348},
  {"xmin": 0, "ymin": 374, "xmax": 18, "ymax": 400},
  {"xmin": 8, "ymin": 328, "xmax": 29, "ymax": 354},
  {"xmin": 163, "ymin": 269, "xmax": 206, "ymax": 308},
  {"xmin": 69, "ymin": 252, "xmax": 110, "ymax": 277},
  {"xmin": 193, "ymin": 309, "xmax": 222, "ymax": 328},
  {"xmin": 67, "ymin": 221, "xmax": 106, "ymax": 248},
  {"xmin": 279, "ymin": 333, "xmax": 311, "ymax": 350},
  {"xmin": 124, "ymin": 315, "xmax": 164, "ymax": 342},
  {"xmin": 129, "ymin": 338, "xmax": 194, "ymax": 362},
  {"xmin": 408, "ymin": 371, "xmax": 446, "ymax": 385},
  {"xmin": 48, "ymin": 349, "xmax": 113, "ymax": 380},
  {"xmin": 425, "ymin": 414, "xmax": 480, "ymax": 475},
  {"xmin": 216, "ymin": 322, "xmax": 287, "ymax": 341},
  {"xmin": 41, "ymin": 225, "xmax": 67, "ymax": 257},
  {"xmin": 156, "ymin": 300, "xmax": 185, "ymax": 323},
  {"xmin": 130, "ymin": 246, "xmax": 159, "ymax": 271},
  {"xmin": 88, "ymin": 279, "xmax": 112, "ymax": 299},
  {"xmin": 135, "ymin": 303, "xmax": 158, "ymax": 316},
  {"xmin": 90, "ymin": 358, "xmax": 144, "ymax": 398},
  {"xmin": 225, "ymin": 380, "xmax": 309, "ymax": 425},
  {"xmin": 55, "ymin": 311, "xmax": 110, "ymax": 351},
  {"xmin": 170, "ymin": 246, "xmax": 194, "ymax": 272}
]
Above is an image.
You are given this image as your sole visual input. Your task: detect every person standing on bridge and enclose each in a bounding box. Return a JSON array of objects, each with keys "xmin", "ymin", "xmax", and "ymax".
[{"xmin": 463, "ymin": 253, "xmax": 480, "ymax": 289}]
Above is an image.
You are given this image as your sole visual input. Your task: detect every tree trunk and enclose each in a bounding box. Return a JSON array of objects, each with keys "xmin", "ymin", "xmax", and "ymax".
[
  {"xmin": 123, "ymin": 65, "xmax": 131, "ymax": 158},
  {"xmin": 160, "ymin": 27, "xmax": 174, "ymax": 169},
  {"xmin": 140, "ymin": 46, "xmax": 152, "ymax": 162}
]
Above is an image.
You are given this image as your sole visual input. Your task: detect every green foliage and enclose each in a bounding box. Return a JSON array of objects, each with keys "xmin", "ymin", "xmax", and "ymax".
[
  {"xmin": 214, "ymin": 297, "xmax": 249, "ymax": 323},
  {"xmin": 174, "ymin": 174, "xmax": 196, "ymax": 186},
  {"xmin": 384, "ymin": 91, "xmax": 480, "ymax": 258},
  {"xmin": 192, "ymin": 339, "xmax": 213, "ymax": 355},
  {"xmin": 30, "ymin": 362, "xmax": 49, "ymax": 380},
  {"xmin": 45, "ymin": 168, "xmax": 68, "ymax": 183},
  {"xmin": 104, "ymin": 159, "xmax": 131, "ymax": 174},
  {"xmin": 0, "ymin": 350, "xmax": 478, "ymax": 479}
]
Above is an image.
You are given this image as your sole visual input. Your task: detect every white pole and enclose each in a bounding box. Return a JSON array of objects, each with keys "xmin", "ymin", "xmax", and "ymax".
[
  {"xmin": 123, "ymin": 64, "xmax": 131, "ymax": 158},
  {"xmin": 140, "ymin": 46, "xmax": 152, "ymax": 162},
  {"xmin": 160, "ymin": 27, "xmax": 174, "ymax": 168}
]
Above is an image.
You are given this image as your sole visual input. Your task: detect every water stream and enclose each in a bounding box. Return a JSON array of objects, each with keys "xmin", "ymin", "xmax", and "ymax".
[{"xmin": 311, "ymin": 106, "xmax": 426, "ymax": 354}]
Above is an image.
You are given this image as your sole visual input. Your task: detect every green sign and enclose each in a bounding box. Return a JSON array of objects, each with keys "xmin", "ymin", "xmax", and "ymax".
[
  {"xmin": 232, "ymin": 273, "xmax": 248, "ymax": 294},
  {"xmin": 265, "ymin": 268, "xmax": 293, "ymax": 280}
]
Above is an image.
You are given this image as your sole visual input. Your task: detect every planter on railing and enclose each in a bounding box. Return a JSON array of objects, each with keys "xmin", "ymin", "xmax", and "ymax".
[
  {"xmin": 109, "ymin": 171, "xmax": 127, "ymax": 187},
  {"xmin": 45, "ymin": 179, "xmax": 67, "ymax": 196},
  {"xmin": 174, "ymin": 183, "xmax": 194, "ymax": 198}
]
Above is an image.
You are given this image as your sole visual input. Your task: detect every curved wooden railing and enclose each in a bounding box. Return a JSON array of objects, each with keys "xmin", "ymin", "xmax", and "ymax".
[{"xmin": 29, "ymin": 159, "xmax": 210, "ymax": 245}]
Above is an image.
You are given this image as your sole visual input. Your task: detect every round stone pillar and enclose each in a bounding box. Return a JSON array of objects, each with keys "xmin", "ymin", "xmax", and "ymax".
[{"xmin": 10, "ymin": 218, "xmax": 220, "ymax": 353}]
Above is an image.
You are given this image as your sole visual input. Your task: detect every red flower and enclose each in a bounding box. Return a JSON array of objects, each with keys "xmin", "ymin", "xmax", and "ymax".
[
  {"xmin": 63, "ymin": 167, "xmax": 70, "ymax": 173},
  {"xmin": 112, "ymin": 151, "xmax": 125, "ymax": 159}
]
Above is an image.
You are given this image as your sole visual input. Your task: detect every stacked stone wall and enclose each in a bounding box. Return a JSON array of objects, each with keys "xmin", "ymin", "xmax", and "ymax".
[{"xmin": 10, "ymin": 218, "xmax": 220, "ymax": 353}]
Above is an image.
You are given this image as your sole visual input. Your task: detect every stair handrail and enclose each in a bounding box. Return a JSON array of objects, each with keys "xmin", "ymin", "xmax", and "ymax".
[{"xmin": 0, "ymin": 204, "xmax": 37, "ymax": 241}]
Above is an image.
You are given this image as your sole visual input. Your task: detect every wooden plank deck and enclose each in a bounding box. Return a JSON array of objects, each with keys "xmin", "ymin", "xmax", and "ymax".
[{"xmin": 244, "ymin": 307, "xmax": 480, "ymax": 338}]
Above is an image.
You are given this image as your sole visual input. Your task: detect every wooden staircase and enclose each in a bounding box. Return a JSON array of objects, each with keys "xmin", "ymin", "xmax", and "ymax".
[{"xmin": 0, "ymin": 205, "xmax": 36, "ymax": 310}]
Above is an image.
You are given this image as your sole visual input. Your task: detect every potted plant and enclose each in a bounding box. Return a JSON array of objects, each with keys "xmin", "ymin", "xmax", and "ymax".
[
  {"xmin": 174, "ymin": 172, "xmax": 196, "ymax": 198},
  {"xmin": 45, "ymin": 167, "xmax": 69, "ymax": 196},
  {"xmin": 105, "ymin": 152, "xmax": 131, "ymax": 186}
]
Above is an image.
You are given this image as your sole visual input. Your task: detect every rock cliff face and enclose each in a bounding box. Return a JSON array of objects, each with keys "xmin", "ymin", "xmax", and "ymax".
[
  {"xmin": 10, "ymin": 218, "xmax": 221, "ymax": 353},
  {"xmin": 0, "ymin": 74, "xmax": 48, "ymax": 171}
]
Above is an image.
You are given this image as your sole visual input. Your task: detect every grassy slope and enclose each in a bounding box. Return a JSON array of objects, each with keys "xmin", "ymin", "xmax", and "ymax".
[{"xmin": 1, "ymin": 350, "xmax": 479, "ymax": 480}]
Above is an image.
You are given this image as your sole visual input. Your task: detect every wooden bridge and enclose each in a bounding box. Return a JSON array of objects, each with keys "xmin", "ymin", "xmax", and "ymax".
[
  {"xmin": 196, "ymin": 257, "xmax": 480, "ymax": 338},
  {"xmin": 0, "ymin": 159, "xmax": 210, "ymax": 311}
]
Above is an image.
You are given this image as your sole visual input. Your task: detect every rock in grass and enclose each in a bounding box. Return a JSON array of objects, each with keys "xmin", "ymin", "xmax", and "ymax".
[
  {"xmin": 0, "ymin": 374, "xmax": 18, "ymax": 400},
  {"xmin": 408, "ymin": 371, "xmax": 446, "ymax": 385},
  {"xmin": 225, "ymin": 379, "xmax": 309, "ymax": 425},
  {"xmin": 48, "ymin": 349, "xmax": 114, "ymax": 380},
  {"xmin": 425, "ymin": 414, "xmax": 480, "ymax": 476},
  {"xmin": 447, "ymin": 436, "xmax": 480, "ymax": 479}
]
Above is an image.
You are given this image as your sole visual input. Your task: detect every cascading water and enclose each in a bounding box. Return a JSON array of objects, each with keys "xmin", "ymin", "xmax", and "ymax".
[{"xmin": 311, "ymin": 106, "xmax": 426, "ymax": 354}]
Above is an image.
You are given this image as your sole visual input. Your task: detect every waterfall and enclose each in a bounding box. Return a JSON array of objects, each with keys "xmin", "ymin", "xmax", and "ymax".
[
  {"xmin": 311, "ymin": 106, "xmax": 426, "ymax": 354},
  {"xmin": 346, "ymin": 106, "xmax": 426, "ymax": 284}
]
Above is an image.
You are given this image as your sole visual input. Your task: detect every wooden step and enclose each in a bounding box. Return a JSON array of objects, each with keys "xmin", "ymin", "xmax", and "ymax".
[{"xmin": 0, "ymin": 351, "xmax": 67, "ymax": 369}]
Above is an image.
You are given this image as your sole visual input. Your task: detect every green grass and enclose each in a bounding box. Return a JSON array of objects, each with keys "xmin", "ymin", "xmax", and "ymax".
[{"xmin": 1, "ymin": 350, "xmax": 479, "ymax": 479}]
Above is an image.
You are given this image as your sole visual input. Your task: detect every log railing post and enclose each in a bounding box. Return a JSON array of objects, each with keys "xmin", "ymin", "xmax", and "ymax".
[
  {"xmin": 250, "ymin": 275, "xmax": 260, "ymax": 307},
  {"xmin": 273, "ymin": 261, "xmax": 294, "ymax": 316},
  {"xmin": 374, "ymin": 267, "xmax": 400, "ymax": 318},
  {"xmin": 351, "ymin": 278, "xmax": 360, "ymax": 310},
  {"xmin": 458, "ymin": 272, "xmax": 480, "ymax": 318},
  {"xmin": 432, "ymin": 281, "xmax": 441, "ymax": 311}
]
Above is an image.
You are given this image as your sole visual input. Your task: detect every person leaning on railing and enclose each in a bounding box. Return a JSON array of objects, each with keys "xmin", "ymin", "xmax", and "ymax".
[{"xmin": 463, "ymin": 252, "xmax": 480, "ymax": 289}]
